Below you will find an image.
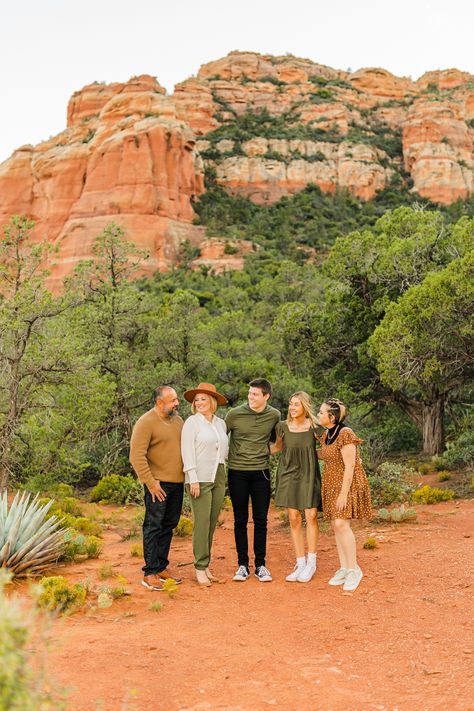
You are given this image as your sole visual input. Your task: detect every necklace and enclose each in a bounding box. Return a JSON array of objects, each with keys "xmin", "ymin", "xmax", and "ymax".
[{"xmin": 325, "ymin": 423, "xmax": 342, "ymax": 445}]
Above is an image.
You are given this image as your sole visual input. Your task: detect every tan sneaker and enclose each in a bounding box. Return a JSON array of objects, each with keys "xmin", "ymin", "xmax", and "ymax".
[
  {"xmin": 141, "ymin": 574, "xmax": 165, "ymax": 591},
  {"xmin": 158, "ymin": 568, "xmax": 183, "ymax": 584}
]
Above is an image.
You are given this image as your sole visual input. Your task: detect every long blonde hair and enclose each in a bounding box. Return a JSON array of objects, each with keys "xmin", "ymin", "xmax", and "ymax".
[{"xmin": 287, "ymin": 391, "xmax": 318, "ymax": 428}]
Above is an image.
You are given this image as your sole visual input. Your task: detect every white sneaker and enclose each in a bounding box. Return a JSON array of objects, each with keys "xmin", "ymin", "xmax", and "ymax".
[
  {"xmin": 286, "ymin": 563, "xmax": 306, "ymax": 582},
  {"xmin": 232, "ymin": 565, "xmax": 249, "ymax": 581},
  {"xmin": 328, "ymin": 567, "xmax": 348, "ymax": 586},
  {"xmin": 297, "ymin": 559, "xmax": 317, "ymax": 583},
  {"xmin": 255, "ymin": 565, "xmax": 272, "ymax": 582},
  {"xmin": 343, "ymin": 566, "xmax": 363, "ymax": 592}
]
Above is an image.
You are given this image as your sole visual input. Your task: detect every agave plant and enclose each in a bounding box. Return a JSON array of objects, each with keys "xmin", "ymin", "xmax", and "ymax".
[{"xmin": 0, "ymin": 491, "xmax": 65, "ymax": 578}]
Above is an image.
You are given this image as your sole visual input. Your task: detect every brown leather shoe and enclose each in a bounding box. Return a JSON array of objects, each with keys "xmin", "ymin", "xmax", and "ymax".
[
  {"xmin": 141, "ymin": 574, "xmax": 165, "ymax": 591},
  {"xmin": 158, "ymin": 568, "xmax": 183, "ymax": 585}
]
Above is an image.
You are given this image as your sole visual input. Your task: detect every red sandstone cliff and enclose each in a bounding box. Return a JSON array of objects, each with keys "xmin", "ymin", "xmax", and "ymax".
[{"xmin": 1, "ymin": 53, "xmax": 473, "ymax": 286}]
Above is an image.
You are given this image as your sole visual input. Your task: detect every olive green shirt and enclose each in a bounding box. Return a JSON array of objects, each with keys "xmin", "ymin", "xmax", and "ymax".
[{"xmin": 226, "ymin": 403, "xmax": 281, "ymax": 471}]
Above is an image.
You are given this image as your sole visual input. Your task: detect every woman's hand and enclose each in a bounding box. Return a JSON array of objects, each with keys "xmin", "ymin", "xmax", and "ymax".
[
  {"xmin": 335, "ymin": 491, "xmax": 348, "ymax": 512},
  {"xmin": 190, "ymin": 483, "xmax": 200, "ymax": 498}
]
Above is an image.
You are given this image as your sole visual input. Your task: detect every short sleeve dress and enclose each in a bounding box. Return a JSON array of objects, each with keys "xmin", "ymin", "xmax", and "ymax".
[
  {"xmin": 317, "ymin": 427, "xmax": 372, "ymax": 521},
  {"xmin": 274, "ymin": 422, "xmax": 322, "ymax": 510}
]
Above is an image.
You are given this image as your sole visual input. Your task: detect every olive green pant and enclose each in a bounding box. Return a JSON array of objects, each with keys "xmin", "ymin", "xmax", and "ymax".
[{"xmin": 187, "ymin": 464, "xmax": 226, "ymax": 570}]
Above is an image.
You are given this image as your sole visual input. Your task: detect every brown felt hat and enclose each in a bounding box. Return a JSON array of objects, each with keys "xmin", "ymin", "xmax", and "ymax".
[{"xmin": 183, "ymin": 382, "xmax": 228, "ymax": 407}]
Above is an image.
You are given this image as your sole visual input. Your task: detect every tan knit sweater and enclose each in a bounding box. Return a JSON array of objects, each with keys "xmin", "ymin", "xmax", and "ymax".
[{"xmin": 129, "ymin": 409, "xmax": 184, "ymax": 488}]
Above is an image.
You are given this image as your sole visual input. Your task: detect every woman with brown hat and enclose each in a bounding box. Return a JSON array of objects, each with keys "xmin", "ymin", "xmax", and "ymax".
[{"xmin": 181, "ymin": 383, "xmax": 229, "ymax": 586}]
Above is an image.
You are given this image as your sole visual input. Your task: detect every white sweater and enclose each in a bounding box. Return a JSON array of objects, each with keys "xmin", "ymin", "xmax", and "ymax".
[{"xmin": 180, "ymin": 413, "xmax": 229, "ymax": 484}]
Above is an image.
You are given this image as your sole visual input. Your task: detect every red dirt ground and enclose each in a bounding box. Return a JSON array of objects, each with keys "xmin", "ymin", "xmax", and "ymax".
[{"xmin": 25, "ymin": 497, "xmax": 473, "ymax": 711}]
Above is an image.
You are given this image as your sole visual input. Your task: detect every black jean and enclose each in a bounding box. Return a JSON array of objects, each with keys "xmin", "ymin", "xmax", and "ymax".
[
  {"xmin": 142, "ymin": 481, "xmax": 183, "ymax": 576},
  {"xmin": 228, "ymin": 468, "xmax": 271, "ymax": 569}
]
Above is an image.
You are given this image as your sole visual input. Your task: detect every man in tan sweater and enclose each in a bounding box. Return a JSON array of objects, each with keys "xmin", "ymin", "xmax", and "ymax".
[{"xmin": 130, "ymin": 385, "xmax": 184, "ymax": 591}]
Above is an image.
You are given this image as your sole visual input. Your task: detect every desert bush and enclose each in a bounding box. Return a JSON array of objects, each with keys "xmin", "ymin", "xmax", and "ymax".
[
  {"xmin": 0, "ymin": 570, "xmax": 65, "ymax": 710},
  {"xmin": 367, "ymin": 462, "xmax": 418, "ymax": 506},
  {"xmin": 412, "ymin": 485, "xmax": 455, "ymax": 505},
  {"xmin": 363, "ymin": 537, "xmax": 378, "ymax": 549},
  {"xmin": 438, "ymin": 471, "xmax": 452, "ymax": 482},
  {"xmin": 174, "ymin": 515, "xmax": 193, "ymax": 537},
  {"xmin": 99, "ymin": 564, "xmax": 115, "ymax": 579},
  {"xmin": 37, "ymin": 576, "xmax": 87, "ymax": 613},
  {"xmin": 0, "ymin": 491, "xmax": 65, "ymax": 579},
  {"xmin": 149, "ymin": 601, "xmax": 163, "ymax": 612},
  {"xmin": 130, "ymin": 543, "xmax": 143, "ymax": 558},
  {"xmin": 90, "ymin": 474, "xmax": 143, "ymax": 505},
  {"xmin": 443, "ymin": 431, "xmax": 474, "ymax": 469},
  {"xmin": 61, "ymin": 531, "xmax": 102, "ymax": 562},
  {"xmin": 162, "ymin": 578, "xmax": 178, "ymax": 598},
  {"xmin": 417, "ymin": 463, "xmax": 433, "ymax": 476}
]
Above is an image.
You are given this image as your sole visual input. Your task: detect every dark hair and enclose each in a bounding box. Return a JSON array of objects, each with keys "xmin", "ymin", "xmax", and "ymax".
[
  {"xmin": 324, "ymin": 398, "xmax": 347, "ymax": 424},
  {"xmin": 249, "ymin": 378, "xmax": 272, "ymax": 397},
  {"xmin": 152, "ymin": 385, "xmax": 174, "ymax": 403}
]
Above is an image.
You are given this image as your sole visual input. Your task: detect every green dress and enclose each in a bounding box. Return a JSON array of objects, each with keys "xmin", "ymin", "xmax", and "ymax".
[{"xmin": 274, "ymin": 422, "xmax": 322, "ymax": 510}]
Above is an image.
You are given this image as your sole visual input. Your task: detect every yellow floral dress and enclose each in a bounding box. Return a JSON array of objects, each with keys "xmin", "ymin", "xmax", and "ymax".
[{"xmin": 317, "ymin": 427, "xmax": 372, "ymax": 521}]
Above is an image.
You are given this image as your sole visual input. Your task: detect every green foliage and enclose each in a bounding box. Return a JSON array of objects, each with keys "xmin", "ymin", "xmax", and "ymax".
[
  {"xmin": 90, "ymin": 474, "xmax": 143, "ymax": 505},
  {"xmin": 0, "ymin": 570, "xmax": 65, "ymax": 710},
  {"xmin": 99, "ymin": 563, "xmax": 115, "ymax": 579},
  {"xmin": 174, "ymin": 515, "xmax": 193, "ymax": 537},
  {"xmin": 368, "ymin": 462, "xmax": 418, "ymax": 506},
  {"xmin": 37, "ymin": 575, "xmax": 87, "ymax": 613},
  {"xmin": 437, "ymin": 471, "xmax": 452, "ymax": 482},
  {"xmin": 149, "ymin": 600, "xmax": 163, "ymax": 612},
  {"xmin": 412, "ymin": 485, "xmax": 455, "ymax": 504},
  {"xmin": 363, "ymin": 537, "xmax": 378, "ymax": 549},
  {"xmin": 162, "ymin": 578, "xmax": 178, "ymax": 598},
  {"xmin": 378, "ymin": 504, "xmax": 417, "ymax": 522},
  {"xmin": 443, "ymin": 430, "xmax": 474, "ymax": 469},
  {"xmin": 417, "ymin": 463, "xmax": 433, "ymax": 476},
  {"xmin": 130, "ymin": 543, "xmax": 143, "ymax": 558},
  {"xmin": 61, "ymin": 531, "xmax": 102, "ymax": 562}
]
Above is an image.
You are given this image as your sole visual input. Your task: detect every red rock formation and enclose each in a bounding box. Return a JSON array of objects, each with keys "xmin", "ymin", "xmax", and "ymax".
[
  {"xmin": 1, "ymin": 52, "xmax": 473, "ymax": 286},
  {"xmin": 191, "ymin": 238, "xmax": 254, "ymax": 273}
]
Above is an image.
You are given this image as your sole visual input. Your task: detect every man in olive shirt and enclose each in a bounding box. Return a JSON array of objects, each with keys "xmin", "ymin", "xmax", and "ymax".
[
  {"xmin": 130, "ymin": 385, "xmax": 184, "ymax": 591},
  {"xmin": 226, "ymin": 378, "xmax": 280, "ymax": 582}
]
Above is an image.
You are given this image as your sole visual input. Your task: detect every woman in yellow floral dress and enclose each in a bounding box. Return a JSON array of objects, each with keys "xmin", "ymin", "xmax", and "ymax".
[{"xmin": 317, "ymin": 398, "xmax": 372, "ymax": 592}]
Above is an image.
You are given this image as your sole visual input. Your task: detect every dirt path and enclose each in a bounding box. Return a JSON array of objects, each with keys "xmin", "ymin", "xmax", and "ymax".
[{"xmin": 43, "ymin": 500, "xmax": 473, "ymax": 711}]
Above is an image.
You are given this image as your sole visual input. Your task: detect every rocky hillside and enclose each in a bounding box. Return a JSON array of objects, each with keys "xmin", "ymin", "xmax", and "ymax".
[{"xmin": 1, "ymin": 51, "xmax": 473, "ymax": 286}]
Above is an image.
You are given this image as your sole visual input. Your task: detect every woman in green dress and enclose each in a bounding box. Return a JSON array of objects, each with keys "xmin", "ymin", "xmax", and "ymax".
[{"xmin": 271, "ymin": 392, "xmax": 321, "ymax": 583}]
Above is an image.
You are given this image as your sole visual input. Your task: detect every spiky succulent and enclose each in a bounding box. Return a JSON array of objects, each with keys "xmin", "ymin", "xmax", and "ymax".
[{"xmin": 0, "ymin": 491, "xmax": 65, "ymax": 578}]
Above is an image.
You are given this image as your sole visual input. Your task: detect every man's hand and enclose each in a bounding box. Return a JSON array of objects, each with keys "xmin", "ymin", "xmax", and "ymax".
[
  {"xmin": 148, "ymin": 481, "xmax": 167, "ymax": 503},
  {"xmin": 190, "ymin": 483, "xmax": 200, "ymax": 498}
]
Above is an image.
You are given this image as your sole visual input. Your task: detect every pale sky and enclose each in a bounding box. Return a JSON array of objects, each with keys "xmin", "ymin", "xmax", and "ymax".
[{"xmin": 1, "ymin": 0, "xmax": 473, "ymax": 163}]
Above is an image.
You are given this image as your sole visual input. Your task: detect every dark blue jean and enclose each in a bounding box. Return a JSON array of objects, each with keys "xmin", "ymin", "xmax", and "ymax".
[
  {"xmin": 228, "ymin": 469, "xmax": 271, "ymax": 569},
  {"xmin": 142, "ymin": 481, "xmax": 183, "ymax": 576}
]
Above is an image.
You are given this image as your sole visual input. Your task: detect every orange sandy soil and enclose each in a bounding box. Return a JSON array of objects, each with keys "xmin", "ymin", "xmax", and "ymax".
[{"xmin": 17, "ymin": 498, "xmax": 474, "ymax": 711}]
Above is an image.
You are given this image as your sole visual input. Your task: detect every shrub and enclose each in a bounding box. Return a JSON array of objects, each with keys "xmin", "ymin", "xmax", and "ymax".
[
  {"xmin": 367, "ymin": 462, "xmax": 418, "ymax": 506},
  {"xmin": 0, "ymin": 571, "xmax": 65, "ymax": 709},
  {"xmin": 162, "ymin": 578, "xmax": 178, "ymax": 598},
  {"xmin": 37, "ymin": 576, "xmax": 87, "ymax": 613},
  {"xmin": 61, "ymin": 531, "xmax": 103, "ymax": 562},
  {"xmin": 438, "ymin": 471, "xmax": 452, "ymax": 482},
  {"xmin": 412, "ymin": 485, "xmax": 455, "ymax": 505},
  {"xmin": 443, "ymin": 431, "xmax": 474, "ymax": 469},
  {"xmin": 363, "ymin": 537, "xmax": 378, "ymax": 549},
  {"xmin": 84, "ymin": 536, "xmax": 102, "ymax": 558},
  {"xmin": 130, "ymin": 543, "xmax": 143, "ymax": 558},
  {"xmin": 174, "ymin": 515, "xmax": 193, "ymax": 537},
  {"xmin": 149, "ymin": 601, "xmax": 163, "ymax": 612},
  {"xmin": 99, "ymin": 564, "xmax": 115, "ymax": 579},
  {"xmin": 417, "ymin": 463, "xmax": 433, "ymax": 476},
  {"xmin": 0, "ymin": 491, "xmax": 65, "ymax": 579},
  {"xmin": 90, "ymin": 474, "xmax": 143, "ymax": 505}
]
